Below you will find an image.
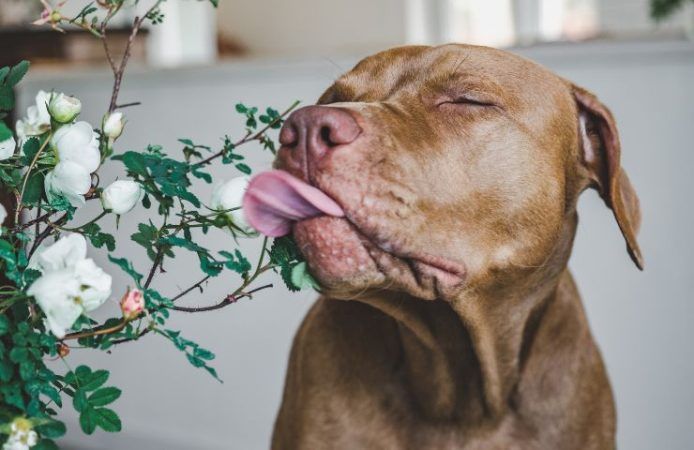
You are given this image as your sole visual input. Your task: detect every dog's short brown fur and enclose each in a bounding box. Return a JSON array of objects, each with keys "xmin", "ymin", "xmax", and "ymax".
[{"xmin": 271, "ymin": 44, "xmax": 642, "ymax": 450}]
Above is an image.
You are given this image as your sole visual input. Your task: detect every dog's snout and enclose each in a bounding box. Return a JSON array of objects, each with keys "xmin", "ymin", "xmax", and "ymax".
[{"xmin": 280, "ymin": 106, "xmax": 361, "ymax": 161}]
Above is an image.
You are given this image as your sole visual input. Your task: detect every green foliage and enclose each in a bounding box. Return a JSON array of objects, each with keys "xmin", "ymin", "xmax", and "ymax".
[
  {"xmin": 82, "ymin": 223, "xmax": 116, "ymax": 252},
  {"xmin": 269, "ymin": 236, "xmax": 307, "ymax": 292},
  {"xmin": 108, "ymin": 255, "xmax": 143, "ymax": 286},
  {"xmin": 159, "ymin": 329, "xmax": 219, "ymax": 381},
  {"xmin": 650, "ymin": 0, "xmax": 693, "ymax": 19},
  {"xmin": 0, "ymin": 61, "xmax": 29, "ymax": 119},
  {"xmin": 63, "ymin": 366, "xmax": 121, "ymax": 434},
  {"xmin": 0, "ymin": 2, "xmax": 299, "ymax": 447}
]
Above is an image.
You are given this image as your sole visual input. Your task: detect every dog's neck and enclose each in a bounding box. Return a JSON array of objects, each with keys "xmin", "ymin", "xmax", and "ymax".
[{"xmin": 355, "ymin": 216, "xmax": 579, "ymax": 423}]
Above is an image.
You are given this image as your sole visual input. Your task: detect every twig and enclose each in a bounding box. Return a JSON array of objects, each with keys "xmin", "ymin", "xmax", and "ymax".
[
  {"xmin": 15, "ymin": 133, "xmax": 52, "ymax": 224},
  {"xmin": 107, "ymin": 0, "xmax": 165, "ymax": 113},
  {"xmin": 28, "ymin": 213, "xmax": 68, "ymax": 258},
  {"xmin": 194, "ymin": 100, "xmax": 301, "ymax": 167},
  {"xmin": 115, "ymin": 101, "xmax": 142, "ymax": 110},
  {"xmin": 62, "ymin": 319, "xmax": 128, "ymax": 341},
  {"xmin": 171, "ymin": 283, "xmax": 273, "ymax": 312},
  {"xmin": 171, "ymin": 275, "xmax": 211, "ymax": 302},
  {"xmin": 99, "ymin": 4, "xmax": 122, "ymax": 74}
]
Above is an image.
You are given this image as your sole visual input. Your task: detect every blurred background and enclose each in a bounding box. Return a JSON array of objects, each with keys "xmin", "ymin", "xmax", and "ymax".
[{"xmin": 2, "ymin": 0, "xmax": 693, "ymax": 448}]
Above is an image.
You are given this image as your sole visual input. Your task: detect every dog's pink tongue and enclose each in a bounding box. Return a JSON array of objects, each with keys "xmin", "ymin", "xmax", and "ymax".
[{"xmin": 243, "ymin": 170, "xmax": 344, "ymax": 237}]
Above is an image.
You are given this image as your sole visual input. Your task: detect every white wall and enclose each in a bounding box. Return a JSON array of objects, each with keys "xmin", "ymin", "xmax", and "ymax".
[
  {"xmin": 17, "ymin": 39, "xmax": 694, "ymax": 449},
  {"xmin": 217, "ymin": 0, "xmax": 408, "ymax": 56}
]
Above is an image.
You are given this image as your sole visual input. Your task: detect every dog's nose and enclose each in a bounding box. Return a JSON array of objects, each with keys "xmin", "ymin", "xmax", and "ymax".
[{"xmin": 280, "ymin": 106, "xmax": 361, "ymax": 161}]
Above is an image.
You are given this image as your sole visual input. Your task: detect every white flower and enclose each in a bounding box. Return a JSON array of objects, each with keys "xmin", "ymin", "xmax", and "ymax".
[
  {"xmin": 211, "ymin": 176, "xmax": 255, "ymax": 235},
  {"xmin": 29, "ymin": 232, "xmax": 86, "ymax": 272},
  {"xmin": 101, "ymin": 180, "xmax": 143, "ymax": 214},
  {"xmin": 45, "ymin": 161, "xmax": 92, "ymax": 207},
  {"xmin": 3, "ymin": 419, "xmax": 38, "ymax": 450},
  {"xmin": 15, "ymin": 90, "xmax": 51, "ymax": 143},
  {"xmin": 103, "ymin": 112, "xmax": 125, "ymax": 140},
  {"xmin": 51, "ymin": 121, "xmax": 101, "ymax": 173},
  {"xmin": 27, "ymin": 269, "xmax": 83, "ymax": 339},
  {"xmin": 73, "ymin": 258, "xmax": 112, "ymax": 311},
  {"xmin": 27, "ymin": 234, "xmax": 112, "ymax": 338},
  {"xmin": 0, "ymin": 134, "xmax": 15, "ymax": 160},
  {"xmin": 48, "ymin": 93, "xmax": 81, "ymax": 124},
  {"xmin": 0, "ymin": 203, "xmax": 6, "ymax": 231}
]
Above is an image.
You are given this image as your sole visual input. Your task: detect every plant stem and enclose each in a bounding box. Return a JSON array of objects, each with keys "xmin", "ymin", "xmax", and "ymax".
[
  {"xmin": 171, "ymin": 283, "xmax": 273, "ymax": 313},
  {"xmin": 194, "ymin": 100, "xmax": 301, "ymax": 167},
  {"xmin": 15, "ymin": 133, "xmax": 52, "ymax": 225}
]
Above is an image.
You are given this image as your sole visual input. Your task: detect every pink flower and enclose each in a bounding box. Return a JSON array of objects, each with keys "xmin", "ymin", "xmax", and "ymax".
[
  {"xmin": 33, "ymin": 0, "xmax": 66, "ymax": 31},
  {"xmin": 120, "ymin": 288, "xmax": 144, "ymax": 320}
]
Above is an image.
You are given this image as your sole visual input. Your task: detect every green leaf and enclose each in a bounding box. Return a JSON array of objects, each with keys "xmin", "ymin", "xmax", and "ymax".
[
  {"xmin": 108, "ymin": 255, "xmax": 143, "ymax": 286},
  {"xmin": 34, "ymin": 420, "xmax": 66, "ymax": 439},
  {"xmin": 116, "ymin": 151, "xmax": 148, "ymax": 177},
  {"xmin": 161, "ymin": 236, "xmax": 205, "ymax": 253},
  {"xmin": 31, "ymin": 439, "xmax": 60, "ymax": 450},
  {"xmin": 290, "ymin": 261, "xmax": 319, "ymax": 290},
  {"xmin": 82, "ymin": 223, "xmax": 116, "ymax": 252},
  {"xmin": 0, "ymin": 66, "xmax": 9, "ymax": 84},
  {"xmin": 5, "ymin": 60, "xmax": 30, "ymax": 87},
  {"xmin": 0, "ymin": 121, "xmax": 12, "ymax": 142},
  {"xmin": 73, "ymin": 389, "xmax": 88, "ymax": 412},
  {"xmin": 22, "ymin": 171, "xmax": 44, "ymax": 205},
  {"xmin": 21, "ymin": 137, "xmax": 41, "ymax": 164},
  {"xmin": 269, "ymin": 236, "xmax": 305, "ymax": 291},
  {"xmin": 33, "ymin": 440, "xmax": 60, "ymax": 450},
  {"xmin": 79, "ymin": 406, "xmax": 97, "ymax": 434},
  {"xmin": 80, "ymin": 369, "xmax": 109, "ymax": 391},
  {"xmin": 0, "ymin": 315, "xmax": 9, "ymax": 336},
  {"xmin": 0, "ymin": 85, "xmax": 15, "ymax": 111},
  {"xmin": 88, "ymin": 387, "xmax": 121, "ymax": 407},
  {"xmin": 235, "ymin": 163, "xmax": 251, "ymax": 175},
  {"xmin": 93, "ymin": 407, "xmax": 121, "ymax": 433},
  {"xmin": 0, "ymin": 358, "xmax": 13, "ymax": 382}
]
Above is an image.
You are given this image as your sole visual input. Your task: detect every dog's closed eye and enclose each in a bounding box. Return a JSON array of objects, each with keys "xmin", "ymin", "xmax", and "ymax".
[{"xmin": 438, "ymin": 95, "xmax": 498, "ymax": 108}]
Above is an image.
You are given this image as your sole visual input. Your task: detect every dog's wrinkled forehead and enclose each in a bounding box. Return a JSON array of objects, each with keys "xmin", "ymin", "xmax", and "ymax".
[{"xmin": 319, "ymin": 45, "xmax": 572, "ymax": 130}]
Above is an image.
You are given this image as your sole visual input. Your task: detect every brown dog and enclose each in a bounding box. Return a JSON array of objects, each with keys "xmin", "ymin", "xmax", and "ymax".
[{"xmin": 269, "ymin": 44, "xmax": 642, "ymax": 450}]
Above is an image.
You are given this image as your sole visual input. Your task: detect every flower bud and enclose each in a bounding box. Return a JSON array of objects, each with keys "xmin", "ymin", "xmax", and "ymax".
[
  {"xmin": 103, "ymin": 112, "xmax": 125, "ymax": 140},
  {"xmin": 101, "ymin": 180, "xmax": 143, "ymax": 215},
  {"xmin": 48, "ymin": 93, "xmax": 82, "ymax": 124},
  {"xmin": 57, "ymin": 342, "xmax": 70, "ymax": 358},
  {"xmin": 211, "ymin": 176, "xmax": 257, "ymax": 236},
  {"xmin": 120, "ymin": 288, "xmax": 144, "ymax": 320}
]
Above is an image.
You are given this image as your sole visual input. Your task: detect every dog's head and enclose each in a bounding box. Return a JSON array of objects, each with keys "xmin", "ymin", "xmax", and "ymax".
[{"xmin": 245, "ymin": 44, "xmax": 642, "ymax": 300}]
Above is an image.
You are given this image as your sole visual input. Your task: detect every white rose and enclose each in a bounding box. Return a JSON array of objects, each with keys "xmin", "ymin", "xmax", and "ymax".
[
  {"xmin": 3, "ymin": 419, "xmax": 38, "ymax": 450},
  {"xmin": 45, "ymin": 161, "xmax": 92, "ymax": 207},
  {"xmin": 27, "ymin": 269, "xmax": 83, "ymax": 338},
  {"xmin": 101, "ymin": 179, "xmax": 143, "ymax": 215},
  {"xmin": 74, "ymin": 258, "xmax": 112, "ymax": 311},
  {"xmin": 103, "ymin": 112, "xmax": 125, "ymax": 140},
  {"xmin": 0, "ymin": 203, "xmax": 6, "ymax": 231},
  {"xmin": 29, "ymin": 232, "xmax": 86, "ymax": 272},
  {"xmin": 48, "ymin": 92, "xmax": 82, "ymax": 123},
  {"xmin": 211, "ymin": 176, "xmax": 256, "ymax": 235},
  {"xmin": 0, "ymin": 134, "xmax": 15, "ymax": 160},
  {"xmin": 15, "ymin": 90, "xmax": 51, "ymax": 143},
  {"xmin": 51, "ymin": 121, "xmax": 101, "ymax": 173},
  {"xmin": 27, "ymin": 234, "xmax": 112, "ymax": 338}
]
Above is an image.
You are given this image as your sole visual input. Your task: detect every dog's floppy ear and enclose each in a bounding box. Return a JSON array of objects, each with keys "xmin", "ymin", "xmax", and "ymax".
[{"xmin": 572, "ymin": 85, "xmax": 644, "ymax": 270}]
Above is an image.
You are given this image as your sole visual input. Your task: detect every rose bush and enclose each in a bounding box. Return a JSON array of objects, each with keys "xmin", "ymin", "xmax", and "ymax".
[{"xmin": 0, "ymin": 1, "xmax": 308, "ymax": 448}]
